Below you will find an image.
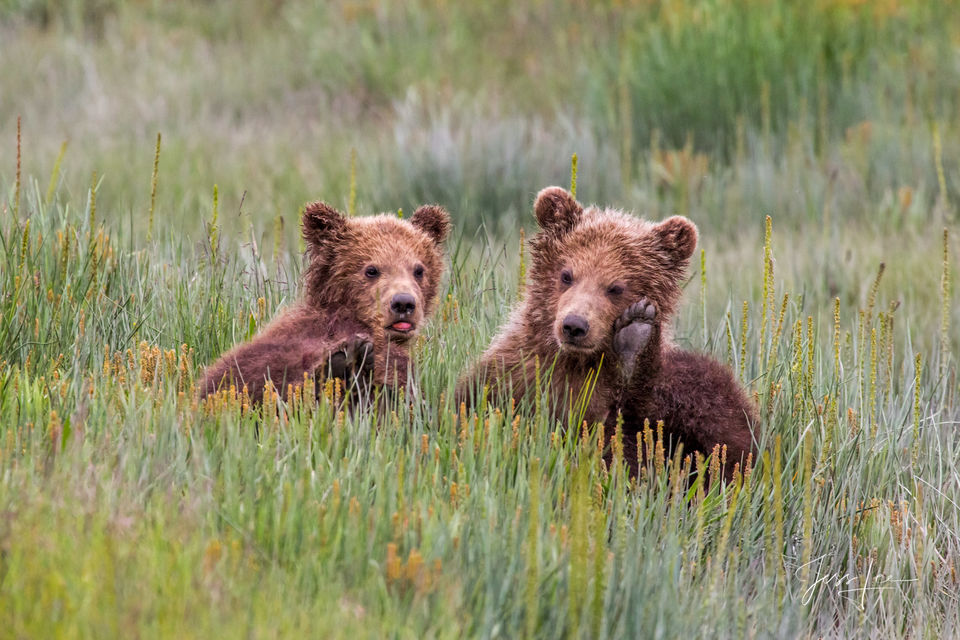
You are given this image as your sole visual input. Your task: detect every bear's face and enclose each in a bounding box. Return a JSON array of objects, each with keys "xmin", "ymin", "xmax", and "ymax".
[
  {"xmin": 301, "ymin": 202, "xmax": 451, "ymax": 344},
  {"xmin": 527, "ymin": 186, "xmax": 697, "ymax": 356}
]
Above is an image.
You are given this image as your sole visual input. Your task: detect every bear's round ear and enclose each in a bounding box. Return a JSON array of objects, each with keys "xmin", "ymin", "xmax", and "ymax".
[
  {"xmin": 302, "ymin": 201, "xmax": 347, "ymax": 248},
  {"xmin": 410, "ymin": 204, "xmax": 451, "ymax": 244},
  {"xmin": 534, "ymin": 186, "xmax": 583, "ymax": 235},
  {"xmin": 653, "ymin": 216, "xmax": 698, "ymax": 264}
]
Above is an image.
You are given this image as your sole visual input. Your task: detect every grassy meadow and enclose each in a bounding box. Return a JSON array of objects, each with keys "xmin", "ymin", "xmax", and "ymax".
[{"xmin": 1, "ymin": 1, "xmax": 959, "ymax": 637}]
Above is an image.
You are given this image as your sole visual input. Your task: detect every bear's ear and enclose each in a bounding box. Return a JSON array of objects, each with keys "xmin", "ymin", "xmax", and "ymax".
[
  {"xmin": 302, "ymin": 201, "xmax": 347, "ymax": 248},
  {"xmin": 534, "ymin": 186, "xmax": 583, "ymax": 235},
  {"xmin": 653, "ymin": 216, "xmax": 698, "ymax": 265},
  {"xmin": 410, "ymin": 204, "xmax": 451, "ymax": 244}
]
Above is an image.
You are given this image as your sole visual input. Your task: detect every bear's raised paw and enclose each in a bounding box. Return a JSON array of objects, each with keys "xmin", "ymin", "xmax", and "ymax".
[
  {"xmin": 613, "ymin": 299, "xmax": 657, "ymax": 379},
  {"xmin": 324, "ymin": 334, "xmax": 374, "ymax": 381}
]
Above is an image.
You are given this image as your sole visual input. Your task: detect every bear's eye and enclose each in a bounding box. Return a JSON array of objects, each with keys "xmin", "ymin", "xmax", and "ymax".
[
  {"xmin": 364, "ymin": 265, "xmax": 380, "ymax": 279},
  {"xmin": 560, "ymin": 270, "xmax": 573, "ymax": 286},
  {"xmin": 413, "ymin": 264, "xmax": 425, "ymax": 281},
  {"xmin": 607, "ymin": 284, "xmax": 625, "ymax": 297}
]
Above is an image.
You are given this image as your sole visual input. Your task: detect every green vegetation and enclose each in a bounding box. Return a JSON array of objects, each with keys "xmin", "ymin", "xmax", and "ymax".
[{"xmin": 1, "ymin": 1, "xmax": 958, "ymax": 637}]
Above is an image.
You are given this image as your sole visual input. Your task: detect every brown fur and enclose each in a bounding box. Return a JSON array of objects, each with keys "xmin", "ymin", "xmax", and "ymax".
[
  {"xmin": 200, "ymin": 201, "xmax": 450, "ymax": 404},
  {"xmin": 459, "ymin": 186, "xmax": 756, "ymax": 477}
]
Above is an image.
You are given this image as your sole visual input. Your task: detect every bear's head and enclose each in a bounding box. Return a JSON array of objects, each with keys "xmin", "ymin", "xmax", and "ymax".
[
  {"xmin": 526, "ymin": 186, "xmax": 697, "ymax": 357},
  {"xmin": 301, "ymin": 201, "xmax": 451, "ymax": 344}
]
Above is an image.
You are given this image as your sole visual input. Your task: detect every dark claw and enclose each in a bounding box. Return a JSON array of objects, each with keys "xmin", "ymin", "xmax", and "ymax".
[
  {"xmin": 642, "ymin": 302, "xmax": 656, "ymax": 321},
  {"xmin": 328, "ymin": 351, "xmax": 349, "ymax": 379}
]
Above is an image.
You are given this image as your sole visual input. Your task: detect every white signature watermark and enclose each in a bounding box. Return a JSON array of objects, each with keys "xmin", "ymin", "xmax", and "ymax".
[{"xmin": 797, "ymin": 555, "xmax": 917, "ymax": 609}]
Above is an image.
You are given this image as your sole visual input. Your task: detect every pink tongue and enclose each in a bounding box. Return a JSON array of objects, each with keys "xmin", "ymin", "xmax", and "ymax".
[{"xmin": 392, "ymin": 322, "xmax": 412, "ymax": 331}]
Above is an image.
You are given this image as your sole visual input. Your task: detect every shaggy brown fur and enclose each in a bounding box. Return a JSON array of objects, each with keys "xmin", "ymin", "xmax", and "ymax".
[
  {"xmin": 200, "ymin": 201, "xmax": 451, "ymax": 404},
  {"xmin": 459, "ymin": 186, "xmax": 755, "ymax": 477}
]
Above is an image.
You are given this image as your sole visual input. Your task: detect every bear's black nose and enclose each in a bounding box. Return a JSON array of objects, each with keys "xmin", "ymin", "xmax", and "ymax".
[
  {"xmin": 562, "ymin": 314, "xmax": 589, "ymax": 341},
  {"xmin": 391, "ymin": 293, "xmax": 416, "ymax": 315}
]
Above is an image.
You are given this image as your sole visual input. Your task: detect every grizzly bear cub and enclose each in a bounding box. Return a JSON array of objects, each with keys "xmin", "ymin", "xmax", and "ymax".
[
  {"xmin": 200, "ymin": 201, "xmax": 451, "ymax": 404},
  {"xmin": 459, "ymin": 186, "xmax": 755, "ymax": 477}
]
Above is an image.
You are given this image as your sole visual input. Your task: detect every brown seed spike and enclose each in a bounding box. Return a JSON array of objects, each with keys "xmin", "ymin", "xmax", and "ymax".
[{"xmin": 15, "ymin": 116, "xmax": 21, "ymax": 218}]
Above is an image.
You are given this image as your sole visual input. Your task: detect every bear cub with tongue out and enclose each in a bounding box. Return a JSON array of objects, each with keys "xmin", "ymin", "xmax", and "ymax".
[
  {"xmin": 200, "ymin": 201, "xmax": 451, "ymax": 404},
  {"xmin": 460, "ymin": 186, "xmax": 755, "ymax": 477}
]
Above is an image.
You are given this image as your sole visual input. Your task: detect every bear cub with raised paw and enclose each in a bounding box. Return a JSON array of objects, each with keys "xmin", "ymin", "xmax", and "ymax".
[
  {"xmin": 460, "ymin": 186, "xmax": 756, "ymax": 478},
  {"xmin": 200, "ymin": 200, "xmax": 451, "ymax": 405}
]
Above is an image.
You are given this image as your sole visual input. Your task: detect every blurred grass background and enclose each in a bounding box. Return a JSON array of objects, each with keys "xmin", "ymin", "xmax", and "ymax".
[
  {"xmin": 1, "ymin": 1, "xmax": 959, "ymax": 637},
  {"xmin": 2, "ymin": 0, "xmax": 958, "ymax": 234}
]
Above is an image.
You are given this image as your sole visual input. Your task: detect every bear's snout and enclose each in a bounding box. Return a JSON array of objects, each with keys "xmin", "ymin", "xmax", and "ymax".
[
  {"xmin": 390, "ymin": 292, "xmax": 416, "ymax": 315},
  {"xmin": 383, "ymin": 287, "xmax": 422, "ymax": 342},
  {"xmin": 561, "ymin": 314, "xmax": 590, "ymax": 343}
]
